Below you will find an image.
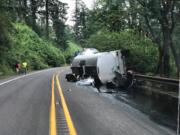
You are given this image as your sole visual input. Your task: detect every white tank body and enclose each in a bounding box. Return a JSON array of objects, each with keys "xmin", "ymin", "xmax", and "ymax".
[
  {"xmin": 71, "ymin": 50, "xmax": 125, "ymax": 84},
  {"xmin": 97, "ymin": 53, "xmax": 117, "ymax": 83}
]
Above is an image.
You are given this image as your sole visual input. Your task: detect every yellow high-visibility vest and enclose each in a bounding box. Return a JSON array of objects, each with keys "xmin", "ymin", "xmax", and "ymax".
[{"xmin": 22, "ymin": 62, "xmax": 27, "ymax": 68}]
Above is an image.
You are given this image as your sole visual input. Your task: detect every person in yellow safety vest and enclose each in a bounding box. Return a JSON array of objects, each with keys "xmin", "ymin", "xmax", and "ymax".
[{"xmin": 22, "ymin": 62, "xmax": 27, "ymax": 74}]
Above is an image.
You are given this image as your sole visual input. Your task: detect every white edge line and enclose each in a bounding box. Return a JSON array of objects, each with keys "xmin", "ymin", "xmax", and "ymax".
[{"xmin": 0, "ymin": 68, "xmax": 54, "ymax": 86}]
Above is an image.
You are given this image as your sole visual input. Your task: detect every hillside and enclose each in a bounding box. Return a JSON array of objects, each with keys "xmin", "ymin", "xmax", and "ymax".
[{"xmin": 0, "ymin": 23, "xmax": 80, "ymax": 76}]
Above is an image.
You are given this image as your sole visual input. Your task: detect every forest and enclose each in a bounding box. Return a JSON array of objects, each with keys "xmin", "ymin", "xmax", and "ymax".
[
  {"xmin": 74, "ymin": 0, "xmax": 180, "ymax": 77},
  {"xmin": 0, "ymin": 0, "xmax": 81, "ymax": 75},
  {"xmin": 0, "ymin": 0, "xmax": 180, "ymax": 78}
]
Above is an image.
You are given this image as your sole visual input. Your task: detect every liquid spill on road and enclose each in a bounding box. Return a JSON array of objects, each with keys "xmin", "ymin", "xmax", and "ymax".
[
  {"xmin": 115, "ymin": 90, "xmax": 176, "ymax": 130},
  {"xmin": 98, "ymin": 87, "xmax": 177, "ymax": 131},
  {"xmin": 76, "ymin": 78, "xmax": 94, "ymax": 86},
  {"xmin": 76, "ymin": 82, "xmax": 176, "ymax": 131}
]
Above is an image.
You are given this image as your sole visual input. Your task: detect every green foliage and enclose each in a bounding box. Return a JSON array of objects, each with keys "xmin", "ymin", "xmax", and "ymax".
[
  {"xmin": 0, "ymin": 23, "xmax": 66, "ymax": 75},
  {"xmin": 85, "ymin": 30, "xmax": 158, "ymax": 73},
  {"xmin": 0, "ymin": 64, "xmax": 14, "ymax": 76},
  {"xmin": 64, "ymin": 41, "xmax": 82, "ymax": 63},
  {"xmin": 49, "ymin": 1, "xmax": 68, "ymax": 49},
  {"xmin": 0, "ymin": 15, "xmax": 11, "ymax": 57},
  {"xmin": 84, "ymin": 0, "xmax": 180, "ymax": 76},
  {"xmin": 73, "ymin": 0, "xmax": 88, "ymax": 43}
]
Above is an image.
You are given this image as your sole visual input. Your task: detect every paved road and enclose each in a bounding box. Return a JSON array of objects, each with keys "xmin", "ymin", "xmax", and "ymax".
[
  {"xmin": 0, "ymin": 67, "xmax": 176, "ymax": 135},
  {"xmin": 0, "ymin": 68, "xmax": 61, "ymax": 135}
]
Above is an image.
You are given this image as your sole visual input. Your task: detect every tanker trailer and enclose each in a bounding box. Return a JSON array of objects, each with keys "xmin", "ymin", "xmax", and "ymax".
[{"xmin": 66, "ymin": 49, "xmax": 130, "ymax": 88}]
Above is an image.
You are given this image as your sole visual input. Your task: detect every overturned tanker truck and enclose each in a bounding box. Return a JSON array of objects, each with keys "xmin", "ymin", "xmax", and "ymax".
[{"xmin": 66, "ymin": 48, "xmax": 134, "ymax": 89}]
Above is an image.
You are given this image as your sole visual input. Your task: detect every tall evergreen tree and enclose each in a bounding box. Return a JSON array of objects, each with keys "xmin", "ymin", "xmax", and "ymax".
[
  {"xmin": 45, "ymin": 0, "xmax": 49, "ymax": 39},
  {"xmin": 74, "ymin": 0, "xmax": 88, "ymax": 43},
  {"xmin": 49, "ymin": 0, "xmax": 68, "ymax": 49}
]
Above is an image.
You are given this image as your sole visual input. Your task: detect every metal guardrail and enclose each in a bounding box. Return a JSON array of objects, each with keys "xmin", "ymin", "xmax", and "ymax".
[{"xmin": 134, "ymin": 74, "xmax": 179, "ymax": 86}]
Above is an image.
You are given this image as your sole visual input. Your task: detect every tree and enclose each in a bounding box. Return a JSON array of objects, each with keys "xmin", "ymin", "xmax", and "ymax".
[
  {"xmin": 136, "ymin": 0, "xmax": 180, "ymax": 77},
  {"xmin": 74, "ymin": 0, "xmax": 88, "ymax": 43},
  {"xmin": 49, "ymin": 0, "xmax": 68, "ymax": 49},
  {"xmin": 45, "ymin": 0, "xmax": 49, "ymax": 39},
  {"xmin": 29, "ymin": 0, "xmax": 38, "ymax": 33},
  {"xmin": 84, "ymin": 0, "xmax": 180, "ymax": 76}
]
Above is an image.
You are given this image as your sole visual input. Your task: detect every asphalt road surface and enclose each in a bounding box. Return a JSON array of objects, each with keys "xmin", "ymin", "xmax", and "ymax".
[{"xmin": 0, "ymin": 67, "xmax": 176, "ymax": 135}]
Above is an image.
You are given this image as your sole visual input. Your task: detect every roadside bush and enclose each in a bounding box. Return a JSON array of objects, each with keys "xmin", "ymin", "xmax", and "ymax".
[
  {"xmin": 85, "ymin": 30, "xmax": 158, "ymax": 73},
  {"xmin": 64, "ymin": 41, "xmax": 82, "ymax": 63},
  {"xmin": 0, "ymin": 64, "xmax": 13, "ymax": 76}
]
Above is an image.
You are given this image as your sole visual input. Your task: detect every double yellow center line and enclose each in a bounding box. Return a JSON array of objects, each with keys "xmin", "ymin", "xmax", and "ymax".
[
  {"xmin": 50, "ymin": 74, "xmax": 77, "ymax": 135},
  {"xmin": 50, "ymin": 75, "xmax": 57, "ymax": 135}
]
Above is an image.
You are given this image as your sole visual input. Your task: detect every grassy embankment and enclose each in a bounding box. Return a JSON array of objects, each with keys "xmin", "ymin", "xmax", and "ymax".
[{"xmin": 0, "ymin": 23, "xmax": 81, "ymax": 77}]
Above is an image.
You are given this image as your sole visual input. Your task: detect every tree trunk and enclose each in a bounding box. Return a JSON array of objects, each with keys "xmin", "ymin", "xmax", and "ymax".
[
  {"xmin": 45, "ymin": 0, "xmax": 49, "ymax": 39},
  {"xmin": 161, "ymin": 28, "xmax": 171, "ymax": 77},
  {"xmin": 74, "ymin": 0, "xmax": 79, "ymax": 42},
  {"xmin": 23, "ymin": 0, "xmax": 27, "ymax": 22},
  {"xmin": 169, "ymin": 39, "xmax": 180, "ymax": 76},
  {"xmin": 155, "ymin": 46, "xmax": 163, "ymax": 75},
  {"xmin": 30, "ymin": 0, "xmax": 37, "ymax": 31}
]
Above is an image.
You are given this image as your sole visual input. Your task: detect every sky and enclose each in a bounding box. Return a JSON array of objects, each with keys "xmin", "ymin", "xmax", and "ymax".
[{"xmin": 59, "ymin": 0, "xmax": 95, "ymax": 26}]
